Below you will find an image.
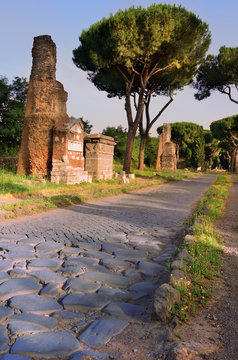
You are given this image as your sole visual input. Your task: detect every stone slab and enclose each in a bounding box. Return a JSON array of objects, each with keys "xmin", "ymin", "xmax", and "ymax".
[
  {"xmin": 0, "ymin": 277, "xmax": 41, "ymax": 301},
  {"xmin": 0, "ymin": 272, "xmax": 10, "ymax": 284},
  {"xmin": 78, "ymin": 318, "xmax": 128, "ymax": 348},
  {"xmin": 8, "ymin": 320, "xmax": 53, "ymax": 336},
  {"xmin": 114, "ymin": 249, "xmax": 146, "ymax": 258},
  {"xmin": 97, "ymin": 288, "xmax": 130, "ymax": 302},
  {"xmin": 103, "ymin": 302, "xmax": 145, "ymax": 319},
  {"xmin": 64, "ymin": 278, "xmax": 100, "ymax": 294},
  {"xmin": 27, "ymin": 270, "xmax": 66, "ymax": 284},
  {"xmin": 0, "ymin": 355, "xmax": 31, "ymax": 360},
  {"xmin": 11, "ymin": 331, "xmax": 80, "ymax": 357},
  {"xmin": 137, "ymin": 260, "xmax": 166, "ymax": 277},
  {"xmin": 62, "ymin": 294, "xmax": 111, "ymax": 312},
  {"xmin": 9, "ymin": 294, "xmax": 62, "ymax": 314},
  {"xmin": 0, "ymin": 305, "xmax": 14, "ymax": 321},
  {"xmin": 129, "ymin": 281, "xmax": 156, "ymax": 294},
  {"xmin": 0, "ymin": 325, "xmax": 9, "ymax": 353},
  {"xmin": 3, "ymin": 250, "xmax": 35, "ymax": 260},
  {"xmin": 100, "ymin": 258, "xmax": 130, "ymax": 271},
  {"xmin": 35, "ymin": 241, "xmax": 64, "ymax": 252},
  {"xmin": 27, "ymin": 258, "xmax": 63, "ymax": 270},
  {"xmin": 51, "ymin": 311, "xmax": 85, "ymax": 320},
  {"xmin": 0, "ymin": 355, "xmax": 30, "ymax": 360},
  {"xmin": 10, "ymin": 313, "xmax": 58, "ymax": 329},
  {"xmin": 40, "ymin": 283, "xmax": 59, "ymax": 296},
  {"xmin": 80, "ymin": 272, "xmax": 132, "ymax": 289},
  {"xmin": 63, "ymin": 257, "xmax": 99, "ymax": 267},
  {"xmin": 0, "ymin": 260, "xmax": 13, "ymax": 272}
]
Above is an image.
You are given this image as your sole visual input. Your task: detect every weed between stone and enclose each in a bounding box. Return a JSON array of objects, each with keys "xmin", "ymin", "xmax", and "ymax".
[{"xmin": 170, "ymin": 173, "xmax": 232, "ymax": 322}]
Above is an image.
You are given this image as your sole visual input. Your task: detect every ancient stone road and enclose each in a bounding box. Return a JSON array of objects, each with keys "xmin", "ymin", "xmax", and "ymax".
[{"xmin": 0, "ymin": 175, "xmax": 216, "ymax": 359}]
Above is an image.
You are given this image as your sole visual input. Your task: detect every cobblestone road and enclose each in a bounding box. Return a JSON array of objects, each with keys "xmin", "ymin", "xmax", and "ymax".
[{"xmin": 0, "ymin": 175, "xmax": 216, "ymax": 360}]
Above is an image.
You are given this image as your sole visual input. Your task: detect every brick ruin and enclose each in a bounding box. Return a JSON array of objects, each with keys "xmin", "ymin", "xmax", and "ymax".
[
  {"xmin": 156, "ymin": 123, "xmax": 177, "ymax": 171},
  {"xmin": 17, "ymin": 35, "xmax": 115, "ymax": 184}
]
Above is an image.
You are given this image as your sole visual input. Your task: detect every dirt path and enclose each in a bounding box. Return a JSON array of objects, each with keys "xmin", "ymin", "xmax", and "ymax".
[{"xmin": 168, "ymin": 177, "xmax": 238, "ymax": 360}]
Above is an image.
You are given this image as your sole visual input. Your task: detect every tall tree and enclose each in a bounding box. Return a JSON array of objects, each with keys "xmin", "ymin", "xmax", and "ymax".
[
  {"xmin": 194, "ymin": 46, "xmax": 238, "ymax": 103},
  {"xmin": 0, "ymin": 76, "xmax": 28, "ymax": 155},
  {"xmin": 210, "ymin": 115, "xmax": 238, "ymax": 172},
  {"xmin": 73, "ymin": 4, "xmax": 211, "ymax": 173}
]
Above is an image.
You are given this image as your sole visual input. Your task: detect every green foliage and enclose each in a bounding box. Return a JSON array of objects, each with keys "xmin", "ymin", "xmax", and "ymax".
[
  {"xmin": 194, "ymin": 46, "xmax": 238, "ymax": 103},
  {"xmin": 73, "ymin": 4, "xmax": 210, "ymax": 172},
  {"xmin": 0, "ymin": 76, "xmax": 28, "ymax": 156},
  {"xmin": 203, "ymin": 130, "xmax": 220, "ymax": 169},
  {"xmin": 210, "ymin": 115, "xmax": 238, "ymax": 171},
  {"xmin": 81, "ymin": 118, "xmax": 93, "ymax": 134},
  {"xmin": 158, "ymin": 122, "xmax": 205, "ymax": 168}
]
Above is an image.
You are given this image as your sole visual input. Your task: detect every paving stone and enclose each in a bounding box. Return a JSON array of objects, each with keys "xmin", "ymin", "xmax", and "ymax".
[
  {"xmin": 63, "ymin": 257, "xmax": 99, "ymax": 267},
  {"xmin": 60, "ymin": 247, "xmax": 80, "ymax": 257},
  {"xmin": 27, "ymin": 258, "xmax": 63, "ymax": 270},
  {"xmin": 80, "ymin": 272, "xmax": 132, "ymax": 289},
  {"xmin": 0, "ymin": 272, "xmax": 10, "ymax": 284},
  {"xmin": 129, "ymin": 281, "xmax": 156, "ymax": 294},
  {"xmin": 8, "ymin": 269, "xmax": 28, "ymax": 278},
  {"xmin": 122, "ymin": 269, "xmax": 142, "ymax": 281},
  {"xmin": 9, "ymin": 294, "xmax": 62, "ymax": 314},
  {"xmin": 35, "ymin": 241, "xmax": 65, "ymax": 252},
  {"xmin": 70, "ymin": 350, "xmax": 111, "ymax": 359},
  {"xmin": 62, "ymin": 294, "xmax": 111, "ymax": 312},
  {"xmin": 3, "ymin": 250, "xmax": 35, "ymax": 260},
  {"xmin": 100, "ymin": 258, "xmax": 130, "ymax": 271},
  {"xmin": 0, "ymin": 277, "xmax": 41, "ymax": 301},
  {"xmin": 27, "ymin": 270, "xmax": 66, "ymax": 284},
  {"xmin": 137, "ymin": 260, "xmax": 166, "ymax": 277},
  {"xmin": 103, "ymin": 302, "xmax": 145, "ymax": 319},
  {"xmin": 64, "ymin": 278, "xmax": 100, "ymax": 294},
  {"xmin": 113, "ymin": 249, "xmax": 146, "ymax": 258},
  {"xmin": 40, "ymin": 283, "xmax": 59, "ymax": 297},
  {"xmin": 76, "ymin": 242, "xmax": 101, "ymax": 251},
  {"xmin": 0, "ymin": 260, "xmax": 13, "ymax": 272},
  {"xmin": 11, "ymin": 331, "xmax": 80, "ymax": 357},
  {"xmin": 51, "ymin": 311, "xmax": 85, "ymax": 320},
  {"xmin": 0, "ymin": 325, "xmax": 9, "ymax": 353},
  {"xmin": 10, "ymin": 313, "xmax": 58, "ymax": 329},
  {"xmin": 0, "ymin": 305, "xmax": 14, "ymax": 321},
  {"xmin": 105, "ymin": 232, "xmax": 128, "ymax": 243},
  {"xmin": 60, "ymin": 266, "xmax": 85, "ymax": 276},
  {"xmin": 81, "ymin": 250, "xmax": 113, "ymax": 260},
  {"xmin": 8, "ymin": 320, "xmax": 53, "ymax": 336},
  {"xmin": 35, "ymin": 251, "xmax": 59, "ymax": 258},
  {"xmin": 78, "ymin": 318, "xmax": 128, "ymax": 348},
  {"xmin": 102, "ymin": 242, "xmax": 127, "ymax": 253},
  {"xmin": 0, "ymin": 354, "xmax": 30, "ymax": 360},
  {"xmin": 97, "ymin": 288, "xmax": 130, "ymax": 302}
]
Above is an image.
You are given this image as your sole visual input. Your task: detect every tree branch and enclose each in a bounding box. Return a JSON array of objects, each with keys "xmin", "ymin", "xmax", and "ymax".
[{"xmin": 218, "ymin": 85, "xmax": 238, "ymax": 104}]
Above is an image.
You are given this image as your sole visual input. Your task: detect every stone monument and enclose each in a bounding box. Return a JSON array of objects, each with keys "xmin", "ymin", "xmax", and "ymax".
[
  {"xmin": 18, "ymin": 35, "xmax": 69, "ymax": 177},
  {"xmin": 84, "ymin": 134, "xmax": 116, "ymax": 180},
  {"xmin": 17, "ymin": 35, "xmax": 116, "ymax": 184},
  {"xmin": 156, "ymin": 123, "xmax": 177, "ymax": 171}
]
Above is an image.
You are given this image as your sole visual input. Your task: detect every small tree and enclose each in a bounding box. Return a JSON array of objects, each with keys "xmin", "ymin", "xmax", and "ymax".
[
  {"xmin": 0, "ymin": 76, "xmax": 28, "ymax": 155},
  {"xmin": 73, "ymin": 4, "xmax": 210, "ymax": 173},
  {"xmin": 194, "ymin": 46, "xmax": 238, "ymax": 104}
]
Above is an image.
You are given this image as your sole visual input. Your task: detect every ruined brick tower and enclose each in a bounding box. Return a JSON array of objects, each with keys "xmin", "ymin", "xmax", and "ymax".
[{"xmin": 18, "ymin": 35, "xmax": 69, "ymax": 177}]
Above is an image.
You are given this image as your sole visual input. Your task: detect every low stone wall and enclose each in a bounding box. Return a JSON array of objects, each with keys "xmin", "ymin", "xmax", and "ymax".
[{"xmin": 0, "ymin": 157, "xmax": 18, "ymax": 168}]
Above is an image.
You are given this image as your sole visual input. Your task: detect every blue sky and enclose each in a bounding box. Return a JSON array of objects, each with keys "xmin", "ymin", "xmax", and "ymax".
[{"xmin": 0, "ymin": 0, "xmax": 237, "ymax": 135}]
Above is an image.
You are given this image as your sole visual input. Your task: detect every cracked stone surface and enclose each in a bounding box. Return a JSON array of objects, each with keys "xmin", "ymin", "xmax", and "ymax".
[{"xmin": 0, "ymin": 175, "xmax": 216, "ymax": 358}]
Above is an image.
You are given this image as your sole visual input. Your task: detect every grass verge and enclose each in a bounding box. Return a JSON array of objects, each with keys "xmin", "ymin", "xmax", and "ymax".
[
  {"xmin": 170, "ymin": 173, "xmax": 233, "ymax": 322},
  {"xmin": 0, "ymin": 166, "xmax": 202, "ymax": 220}
]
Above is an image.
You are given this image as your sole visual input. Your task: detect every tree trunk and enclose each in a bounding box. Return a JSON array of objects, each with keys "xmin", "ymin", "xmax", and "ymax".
[
  {"xmin": 123, "ymin": 125, "xmax": 137, "ymax": 173},
  {"xmin": 138, "ymin": 134, "xmax": 147, "ymax": 171}
]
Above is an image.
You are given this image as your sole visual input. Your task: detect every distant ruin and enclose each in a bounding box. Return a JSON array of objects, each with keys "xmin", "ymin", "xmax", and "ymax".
[
  {"xmin": 156, "ymin": 123, "xmax": 177, "ymax": 171},
  {"xmin": 18, "ymin": 35, "xmax": 115, "ymax": 183}
]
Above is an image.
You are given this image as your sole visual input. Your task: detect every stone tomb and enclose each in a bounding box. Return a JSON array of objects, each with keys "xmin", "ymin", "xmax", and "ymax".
[
  {"xmin": 51, "ymin": 117, "xmax": 89, "ymax": 184},
  {"xmin": 156, "ymin": 123, "xmax": 177, "ymax": 171},
  {"xmin": 84, "ymin": 134, "xmax": 116, "ymax": 180}
]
